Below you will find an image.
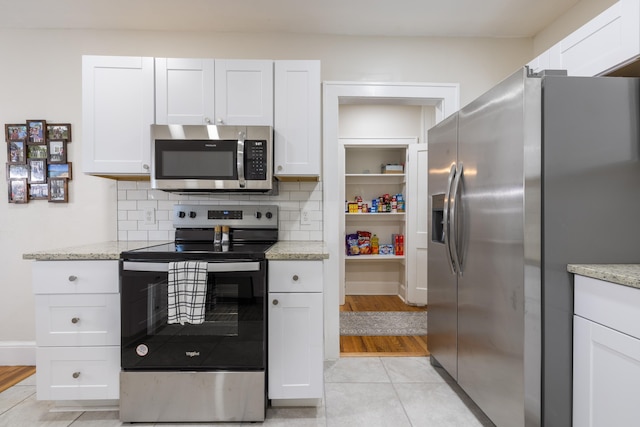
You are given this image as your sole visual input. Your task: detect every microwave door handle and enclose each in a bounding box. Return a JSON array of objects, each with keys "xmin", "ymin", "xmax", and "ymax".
[{"xmin": 237, "ymin": 131, "xmax": 246, "ymax": 188}]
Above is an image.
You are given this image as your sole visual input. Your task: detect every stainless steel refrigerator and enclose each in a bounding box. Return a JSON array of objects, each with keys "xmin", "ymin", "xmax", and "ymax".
[{"xmin": 428, "ymin": 67, "xmax": 640, "ymax": 427}]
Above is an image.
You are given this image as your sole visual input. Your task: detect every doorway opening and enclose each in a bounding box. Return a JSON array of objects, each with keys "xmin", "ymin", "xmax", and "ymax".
[{"xmin": 323, "ymin": 81, "xmax": 460, "ymax": 360}]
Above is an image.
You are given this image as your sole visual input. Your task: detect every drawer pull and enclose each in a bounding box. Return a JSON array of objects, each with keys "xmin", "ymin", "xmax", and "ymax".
[
  {"xmin": 292, "ymin": 275, "xmax": 299, "ymax": 281},
  {"xmin": 272, "ymin": 299, "xmax": 279, "ymax": 305},
  {"xmin": 68, "ymin": 275, "xmax": 78, "ymax": 282},
  {"xmin": 71, "ymin": 317, "xmax": 79, "ymax": 324},
  {"xmin": 72, "ymin": 372, "xmax": 80, "ymax": 379}
]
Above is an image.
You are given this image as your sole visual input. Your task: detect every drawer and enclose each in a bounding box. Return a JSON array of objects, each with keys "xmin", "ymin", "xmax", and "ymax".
[
  {"xmin": 269, "ymin": 260, "xmax": 323, "ymax": 293},
  {"xmin": 32, "ymin": 260, "xmax": 119, "ymax": 294},
  {"xmin": 36, "ymin": 346, "xmax": 120, "ymax": 400},
  {"xmin": 574, "ymin": 275, "xmax": 640, "ymax": 339},
  {"xmin": 35, "ymin": 294, "xmax": 120, "ymax": 347}
]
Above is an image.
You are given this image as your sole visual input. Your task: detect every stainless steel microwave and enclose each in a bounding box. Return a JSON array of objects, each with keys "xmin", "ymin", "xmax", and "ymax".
[{"xmin": 150, "ymin": 125, "xmax": 273, "ymax": 192}]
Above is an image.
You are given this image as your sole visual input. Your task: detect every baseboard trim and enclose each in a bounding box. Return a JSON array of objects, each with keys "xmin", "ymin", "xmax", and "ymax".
[{"xmin": 0, "ymin": 341, "xmax": 36, "ymax": 365}]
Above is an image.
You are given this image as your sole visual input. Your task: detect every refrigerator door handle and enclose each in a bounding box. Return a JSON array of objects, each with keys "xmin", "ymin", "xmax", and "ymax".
[
  {"xmin": 450, "ymin": 162, "xmax": 464, "ymax": 275},
  {"xmin": 443, "ymin": 164, "xmax": 457, "ymax": 274}
]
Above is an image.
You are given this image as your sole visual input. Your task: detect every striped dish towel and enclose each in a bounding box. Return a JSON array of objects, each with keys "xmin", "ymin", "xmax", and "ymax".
[{"xmin": 167, "ymin": 261, "xmax": 208, "ymax": 325}]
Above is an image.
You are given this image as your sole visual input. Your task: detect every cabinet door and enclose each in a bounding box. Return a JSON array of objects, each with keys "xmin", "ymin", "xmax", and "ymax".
[
  {"xmin": 36, "ymin": 346, "xmax": 120, "ymax": 400},
  {"xmin": 573, "ymin": 315, "xmax": 640, "ymax": 426},
  {"xmin": 268, "ymin": 292, "xmax": 323, "ymax": 399},
  {"xmin": 155, "ymin": 58, "xmax": 215, "ymax": 125},
  {"xmin": 558, "ymin": 0, "xmax": 640, "ymax": 76},
  {"xmin": 35, "ymin": 293, "xmax": 120, "ymax": 347},
  {"xmin": 82, "ymin": 55, "xmax": 155, "ymax": 175},
  {"xmin": 274, "ymin": 60, "xmax": 321, "ymax": 178},
  {"xmin": 214, "ymin": 59, "xmax": 273, "ymax": 125}
]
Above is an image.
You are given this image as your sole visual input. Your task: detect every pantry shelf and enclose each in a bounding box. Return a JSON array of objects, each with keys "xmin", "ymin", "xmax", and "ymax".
[
  {"xmin": 345, "ymin": 213, "xmax": 405, "ymax": 221},
  {"xmin": 345, "ymin": 255, "xmax": 405, "ymax": 261},
  {"xmin": 345, "ymin": 174, "xmax": 405, "ymax": 184}
]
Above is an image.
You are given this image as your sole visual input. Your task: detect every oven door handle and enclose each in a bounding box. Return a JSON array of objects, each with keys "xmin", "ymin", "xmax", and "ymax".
[{"xmin": 122, "ymin": 261, "xmax": 261, "ymax": 273}]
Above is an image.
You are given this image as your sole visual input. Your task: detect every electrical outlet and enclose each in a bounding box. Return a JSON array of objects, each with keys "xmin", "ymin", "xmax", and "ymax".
[
  {"xmin": 143, "ymin": 208, "xmax": 156, "ymax": 225},
  {"xmin": 301, "ymin": 210, "xmax": 311, "ymax": 225}
]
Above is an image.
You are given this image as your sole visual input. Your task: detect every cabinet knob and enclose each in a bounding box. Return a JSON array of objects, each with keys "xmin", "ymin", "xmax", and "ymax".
[
  {"xmin": 272, "ymin": 299, "xmax": 279, "ymax": 305},
  {"xmin": 71, "ymin": 317, "xmax": 80, "ymax": 324},
  {"xmin": 216, "ymin": 118, "xmax": 224, "ymax": 124},
  {"xmin": 292, "ymin": 275, "xmax": 299, "ymax": 281},
  {"xmin": 72, "ymin": 372, "xmax": 80, "ymax": 379},
  {"xmin": 204, "ymin": 117, "xmax": 212, "ymax": 124},
  {"xmin": 68, "ymin": 275, "xmax": 77, "ymax": 282},
  {"xmin": 143, "ymin": 164, "xmax": 150, "ymax": 170},
  {"xmin": 277, "ymin": 165, "xmax": 283, "ymax": 171}
]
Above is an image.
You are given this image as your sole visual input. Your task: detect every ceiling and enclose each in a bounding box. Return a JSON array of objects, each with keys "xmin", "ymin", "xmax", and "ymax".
[{"xmin": 0, "ymin": 0, "xmax": 583, "ymax": 38}]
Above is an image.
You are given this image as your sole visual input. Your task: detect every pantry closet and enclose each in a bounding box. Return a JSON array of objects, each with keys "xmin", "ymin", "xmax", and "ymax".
[{"xmin": 322, "ymin": 81, "xmax": 460, "ymax": 359}]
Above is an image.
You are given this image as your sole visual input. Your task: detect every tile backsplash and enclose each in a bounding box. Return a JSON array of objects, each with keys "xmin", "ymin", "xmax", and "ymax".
[{"xmin": 117, "ymin": 180, "xmax": 323, "ymax": 242}]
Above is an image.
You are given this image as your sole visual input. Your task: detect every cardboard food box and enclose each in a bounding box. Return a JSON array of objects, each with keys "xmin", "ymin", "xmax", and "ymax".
[{"xmin": 381, "ymin": 164, "xmax": 404, "ymax": 174}]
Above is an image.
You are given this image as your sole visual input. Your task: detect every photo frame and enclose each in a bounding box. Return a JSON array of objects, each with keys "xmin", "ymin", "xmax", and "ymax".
[
  {"xmin": 26, "ymin": 119, "xmax": 46, "ymax": 144},
  {"xmin": 29, "ymin": 183, "xmax": 48, "ymax": 200},
  {"xmin": 47, "ymin": 140, "xmax": 66, "ymax": 163},
  {"xmin": 7, "ymin": 140, "xmax": 26, "ymax": 164},
  {"xmin": 28, "ymin": 159, "xmax": 47, "ymax": 184},
  {"xmin": 46, "ymin": 123, "xmax": 71, "ymax": 142},
  {"xmin": 48, "ymin": 178, "xmax": 68, "ymax": 203},
  {"xmin": 5, "ymin": 124, "xmax": 27, "ymax": 142},
  {"xmin": 6, "ymin": 163, "xmax": 29, "ymax": 180},
  {"xmin": 8, "ymin": 179, "xmax": 28, "ymax": 203},
  {"xmin": 27, "ymin": 144, "xmax": 47, "ymax": 159},
  {"xmin": 48, "ymin": 162, "xmax": 72, "ymax": 179}
]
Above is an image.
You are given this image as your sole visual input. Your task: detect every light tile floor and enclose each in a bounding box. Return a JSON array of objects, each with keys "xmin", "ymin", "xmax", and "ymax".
[{"xmin": 0, "ymin": 357, "xmax": 494, "ymax": 426}]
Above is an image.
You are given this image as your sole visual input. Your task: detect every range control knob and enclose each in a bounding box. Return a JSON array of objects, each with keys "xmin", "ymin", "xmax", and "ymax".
[
  {"xmin": 256, "ymin": 211, "xmax": 262, "ymax": 219},
  {"xmin": 189, "ymin": 211, "xmax": 197, "ymax": 219},
  {"xmin": 265, "ymin": 211, "xmax": 273, "ymax": 219},
  {"xmin": 178, "ymin": 211, "xmax": 186, "ymax": 218}
]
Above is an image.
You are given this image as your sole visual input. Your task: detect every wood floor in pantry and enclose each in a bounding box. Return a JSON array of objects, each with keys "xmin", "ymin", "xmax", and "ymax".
[{"xmin": 340, "ymin": 295, "xmax": 429, "ymax": 357}]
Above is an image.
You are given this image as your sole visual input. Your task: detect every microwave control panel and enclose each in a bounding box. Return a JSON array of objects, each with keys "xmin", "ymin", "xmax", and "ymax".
[{"xmin": 245, "ymin": 140, "xmax": 267, "ymax": 180}]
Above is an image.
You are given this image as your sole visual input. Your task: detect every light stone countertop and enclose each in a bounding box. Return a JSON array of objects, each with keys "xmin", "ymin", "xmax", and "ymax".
[
  {"xmin": 265, "ymin": 241, "xmax": 329, "ymax": 260},
  {"xmin": 568, "ymin": 264, "xmax": 640, "ymax": 289},
  {"xmin": 23, "ymin": 240, "xmax": 329, "ymax": 261},
  {"xmin": 22, "ymin": 241, "xmax": 166, "ymax": 261}
]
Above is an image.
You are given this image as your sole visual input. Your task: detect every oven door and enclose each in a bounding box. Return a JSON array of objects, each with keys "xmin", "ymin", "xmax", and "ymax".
[{"xmin": 120, "ymin": 259, "xmax": 266, "ymax": 371}]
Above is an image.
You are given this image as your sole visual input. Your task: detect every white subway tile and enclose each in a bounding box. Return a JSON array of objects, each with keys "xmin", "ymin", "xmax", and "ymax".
[
  {"xmin": 148, "ymin": 230, "xmax": 171, "ymax": 241},
  {"xmin": 118, "ymin": 200, "xmax": 137, "ymax": 211},
  {"xmin": 118, "ymin": 181, "xmax": 137, "ymax": 190},
  {"xmin": 128, "ymin": 231, "xmax": 148, "ymax": 240},
  {"xmin": 119, "ymin": 220, "xmax": 138, "ymax": 231},
  {"xmin": 126, "ymin": 190, "xmax": 148, "ymax": 201}
]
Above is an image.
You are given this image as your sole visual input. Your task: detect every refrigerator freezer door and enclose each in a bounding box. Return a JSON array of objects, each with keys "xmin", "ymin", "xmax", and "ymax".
[
  {"xmin": 456, "ymin": 69, "xmax": 530, "ymax": 427},
  {"xmin": 427, "ymin": 112, "xmax": 459, "ymax": 380}
]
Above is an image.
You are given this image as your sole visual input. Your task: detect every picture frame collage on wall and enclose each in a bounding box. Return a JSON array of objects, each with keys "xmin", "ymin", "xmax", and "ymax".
[{"xmin": 5, "ymin": 120, "xmax": 72, "ymax": 203}]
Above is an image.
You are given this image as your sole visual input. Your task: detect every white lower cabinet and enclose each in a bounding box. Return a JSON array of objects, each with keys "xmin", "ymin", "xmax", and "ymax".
[
  {"xmin": 573, "ymin": 275, "xmax": 640, "ymax": 426},
  {"xmin": 32, "ymin": 260, "xmax": 120, "ymax": 402},
  {"xmin": 268, "ymin": 260, "xmax": 323, "ymax": 403}
]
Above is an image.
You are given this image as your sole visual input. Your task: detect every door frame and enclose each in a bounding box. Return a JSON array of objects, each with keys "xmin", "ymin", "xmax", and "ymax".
[{"xmin": 322, "ymin": 81, "xmax": 459, "ymax": 360}]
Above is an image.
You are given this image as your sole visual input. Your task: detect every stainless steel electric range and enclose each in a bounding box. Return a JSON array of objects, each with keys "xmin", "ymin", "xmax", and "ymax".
[{"xmin": 119, "ymin": 204, "xmax": 278, "ymax": 423}]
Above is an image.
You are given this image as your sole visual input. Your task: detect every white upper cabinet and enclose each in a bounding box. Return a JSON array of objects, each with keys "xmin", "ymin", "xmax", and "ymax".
[
  {"xmin": 274, "ymin": 60, "xmax": 321, "ymax": 179},
  {"xmin": 82, "ymin": 55, "xmax": 155, "ymax": 175},
  {"xmin": 155, "ymin": 58, "xmax": 215, "ymax": 125},
  {"xmin": 529, "ymin": 0, "xmax": 640, "ymax": 77},
  {"xmin": 156, "ymin": 58, "xmax": 272, "ymax": 126},
  {"xmin": 214, "ymin": 59, "xmax": 273, "ymax": 126}
]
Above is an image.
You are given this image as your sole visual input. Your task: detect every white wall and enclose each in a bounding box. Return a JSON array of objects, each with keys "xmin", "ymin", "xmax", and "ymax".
[
  {"xmin": 0, "ymin": 27, "xmax": 532, "ymax": 362},
  {"xmin": 533, "ymin": 0, "xmax": 617, "ymax": 56}
]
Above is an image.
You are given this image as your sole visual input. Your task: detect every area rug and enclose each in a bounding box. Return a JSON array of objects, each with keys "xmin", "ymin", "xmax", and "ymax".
[{"xmin": 340, "ymin": 311, "xmax": 428, "ymax": 336}]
